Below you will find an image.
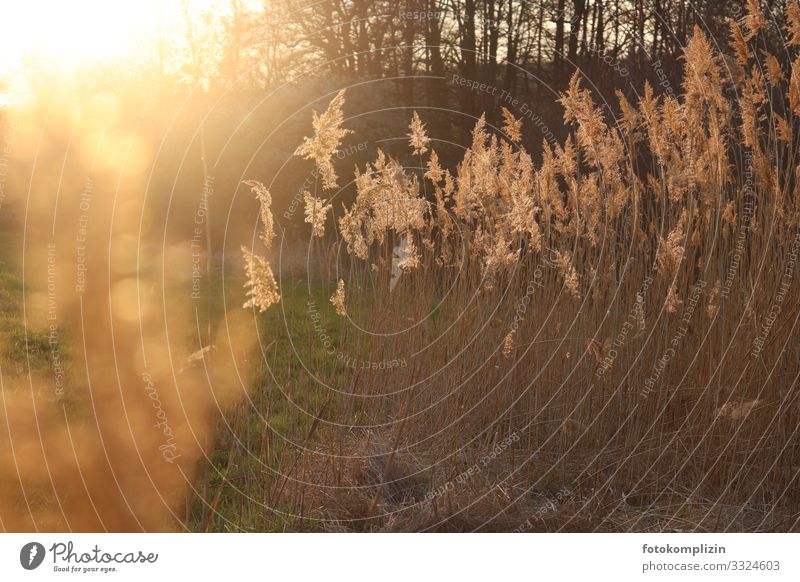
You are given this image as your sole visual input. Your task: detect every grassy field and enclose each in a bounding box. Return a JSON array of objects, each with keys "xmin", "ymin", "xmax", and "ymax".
[
  {"xmin": 0, "ymin": 231, "xmax": 52, "ymax": 375},
  {"xmin": 186, "ymin": 280, "xmax": 347, "ymax": 532},
  {"xmin": 0, "ymin": 228, "xmax": 336, "ymax": 531}
]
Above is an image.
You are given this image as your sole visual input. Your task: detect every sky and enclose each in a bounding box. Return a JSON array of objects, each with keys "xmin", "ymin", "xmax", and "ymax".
[{"xmin": 0, "ymin": 1, "xmax": 264, "ymax": 89}]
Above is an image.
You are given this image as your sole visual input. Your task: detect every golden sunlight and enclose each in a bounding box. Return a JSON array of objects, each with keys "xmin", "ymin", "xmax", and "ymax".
[
  {"xmin": 0, "ymin": 1, "xmax": 161, "ymax": 70},
  {"xmin": 0, "ymin": 0, "xmax": 247, "ymax": 76}
]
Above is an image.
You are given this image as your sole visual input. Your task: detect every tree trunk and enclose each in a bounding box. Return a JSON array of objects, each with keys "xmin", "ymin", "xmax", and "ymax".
[
  {"xmin": 554, "ymin": 0, "xmax": 566, "ymax": 79},
  {"xmin": 426, "ymin": 0, "xmax": 444, "ymax": 77},
  {"xmin": 503, "ymin": 0, "xmax": 518, "ymax": 94},
  {"xmin": 595, "ymin": 0, "xmax": 604, "ymax": 51},
  {"xmin": 460, "ymin": 0, "xmax": 478, "ymax": 112},
  {"xmin": 536, "ymin": 2, "xmax": 545, "ymax": 71},
  {"xmin": 402, "ymin": 0, "xmax": 416, "ymax": 102},
  {"xmin": 568, "ymin": 0, "xmax": 586, "ymax": 68},
  {"xmin": 487, "ymin": 0, "xmax": 499, "ymax": 84}
]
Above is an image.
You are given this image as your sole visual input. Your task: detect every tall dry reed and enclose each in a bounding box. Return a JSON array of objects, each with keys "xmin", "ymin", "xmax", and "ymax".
[{"xmin": 245, "ymin": 10, "xmax": 800, "ymax": 531}]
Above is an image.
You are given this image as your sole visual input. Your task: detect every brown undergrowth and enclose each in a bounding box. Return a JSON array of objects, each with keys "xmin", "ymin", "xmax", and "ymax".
[{"xmin": 245, "ymin": 10, "xmax": 800, "ymax": 532}]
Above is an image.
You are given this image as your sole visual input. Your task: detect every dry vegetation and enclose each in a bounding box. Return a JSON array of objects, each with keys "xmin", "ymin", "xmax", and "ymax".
[{"xmin": 243, "ymin": 15, "xmax": 800, "ymax": 532}]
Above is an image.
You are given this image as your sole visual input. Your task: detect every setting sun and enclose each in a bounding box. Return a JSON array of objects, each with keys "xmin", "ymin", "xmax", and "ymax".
[
  {"xmin": 0, "ymin": 1, "xmax": 163, "ymax": 71},
  {"xmin": 0, "ymin": 0, "xmax": 255, "ymax": 78}
]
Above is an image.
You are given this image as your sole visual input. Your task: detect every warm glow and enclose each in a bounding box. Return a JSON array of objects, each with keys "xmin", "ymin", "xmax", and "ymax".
[
  {"xmin": 0, "ymin": 0, "xmax": 255, "ymax": 78},
  {"xmin": 0, "ymin": 1, "xmax": 164, "ymax": 72}
]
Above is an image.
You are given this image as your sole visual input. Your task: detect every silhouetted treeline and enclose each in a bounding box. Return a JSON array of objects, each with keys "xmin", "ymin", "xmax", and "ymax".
[{"xmin": 201, "ymin": 1, "xmax": 791, "ymax": 149}]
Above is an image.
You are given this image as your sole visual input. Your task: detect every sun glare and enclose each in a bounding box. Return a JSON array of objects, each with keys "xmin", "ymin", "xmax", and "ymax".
[
  {"xmin": 1, "ymin": 1, "xmax": 163, "ymax": 72},
  {"xmin": 0, "ymin": 0, "xmax": 251, "ymax": 79}
]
